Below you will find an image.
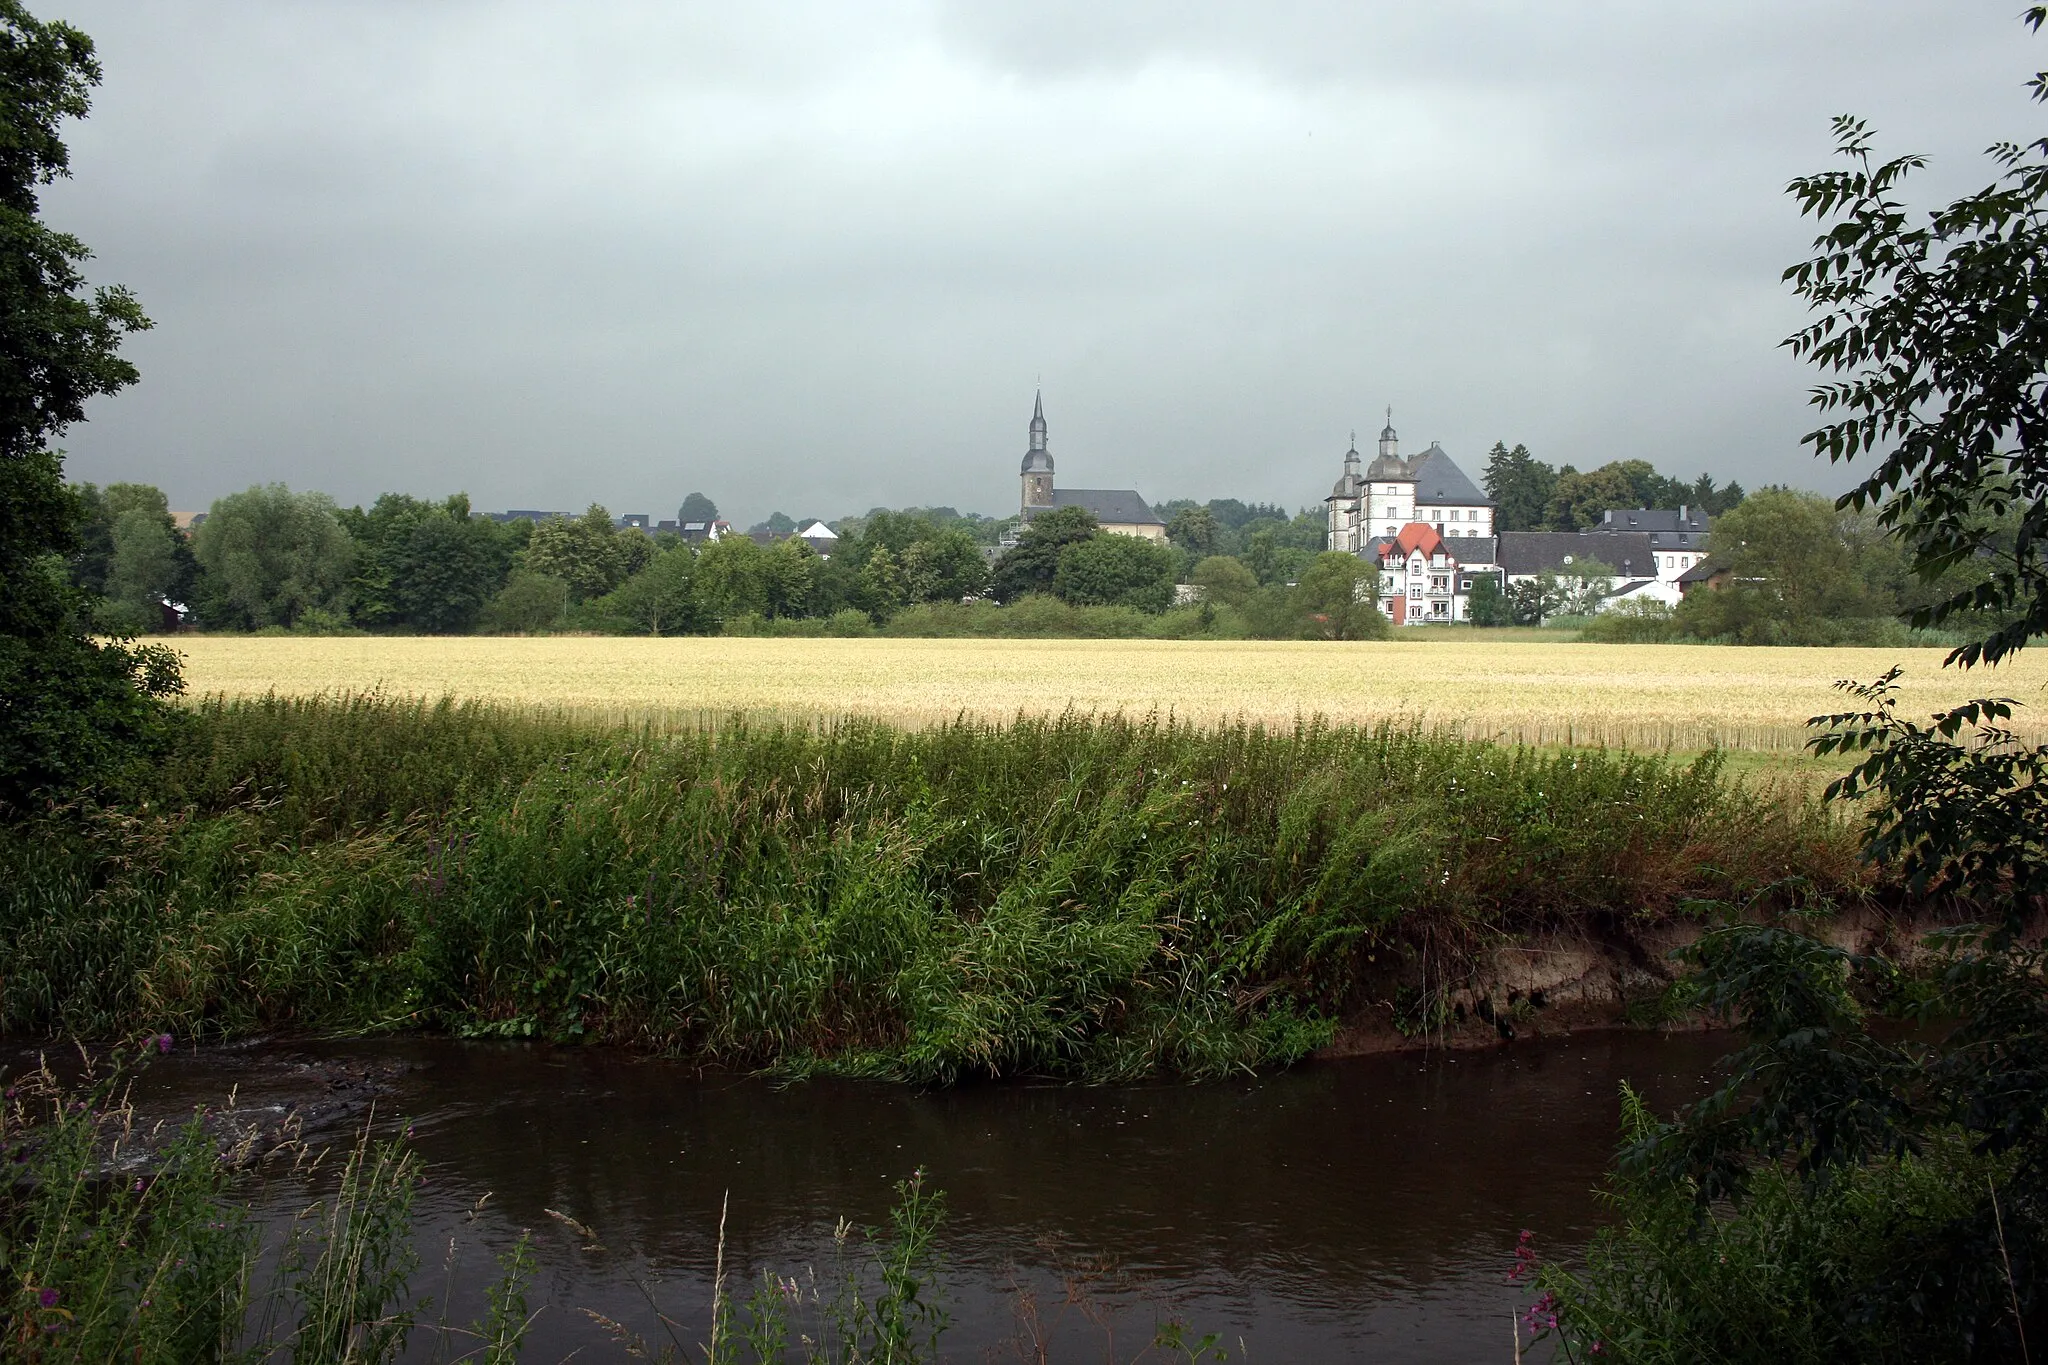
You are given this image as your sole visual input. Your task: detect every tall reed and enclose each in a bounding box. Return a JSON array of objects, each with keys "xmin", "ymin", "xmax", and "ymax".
[{"xmin": 0, "ymin": 696, "xmax": 1863, "ymax": 1080}]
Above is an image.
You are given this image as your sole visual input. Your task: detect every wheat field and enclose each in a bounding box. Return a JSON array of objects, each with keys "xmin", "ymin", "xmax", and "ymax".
[{"xmin": 163, "ymin": 635, "xmax": 2048, "ymax": 753}]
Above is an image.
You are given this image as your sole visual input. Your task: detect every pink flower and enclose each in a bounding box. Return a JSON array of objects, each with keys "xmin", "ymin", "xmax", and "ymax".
[{"xmin": 155, "ymin": 1034, "xmax": 173, "ymax": 1054}]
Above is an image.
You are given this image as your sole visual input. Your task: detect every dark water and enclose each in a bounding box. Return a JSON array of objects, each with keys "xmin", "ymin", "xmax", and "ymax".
[{"xmin": 131, "ymin": 1033, "xmax": 1728, "ymax": 1362}]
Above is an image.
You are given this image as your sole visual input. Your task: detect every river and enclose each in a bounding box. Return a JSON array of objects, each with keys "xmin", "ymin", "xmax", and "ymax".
[{"xmin": 114, "ymin": 1031, "xmax": 1728, "ymax": 1362}]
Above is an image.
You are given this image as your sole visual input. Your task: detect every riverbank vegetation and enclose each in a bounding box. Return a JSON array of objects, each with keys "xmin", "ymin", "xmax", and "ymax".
[{"xmin": 0, "ymin": 694, "xmax": 1858, "ymax": 1081}]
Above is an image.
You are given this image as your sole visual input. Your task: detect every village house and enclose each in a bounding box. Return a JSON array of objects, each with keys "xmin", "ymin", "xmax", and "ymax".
[{"xmin": 1365, "ymin": 523, "xmax": 1502, "ymax": 625}]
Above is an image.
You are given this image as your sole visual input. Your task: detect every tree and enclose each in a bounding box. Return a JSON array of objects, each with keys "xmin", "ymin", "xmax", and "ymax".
[
  {"xmin": 191, "ymin": 484, "xmax": 355, "ymax": 629},
  {"xmin": 1673, "ymin": 487, "xmax": 1878, "ymax": 642},
  {"xmin": 1506, "ymin": 573, "xmax": 1567, "ymax": 625},
  {"xmin": 1291, "ymin": 552, "xmax": 1388, "ymax": 639},
  {"xmin": 103, "ymin": 505, "xmax": 181, "ymax": 630},
  {"xmin": 1052, "ymin": 533, "xmax": 1177, "ymax": 612},
  {"xmin": 0, "ymin": 1, "xmax": 178, "ymax": 808},
  {"xmin": 1779, "ymin": 95, "xmax": 2048, "ymax": 666},
  {"xmin": 1465, "ymin": 573, "xmax": 1508, "ymax": 626},
  {"xmin": 341, "ymin": 492, "xmax": 513, "ymax": 633},
  {"xmin": 1553, "ymin": 556, "xmax": 1616, "ymax": 616},
  {"xmin": 1688, "ymin": 472, "xmax": 1746, "ymax": 516},
  {"xmin": 1543, "ymin": 464, "xmax": 1640, "ymax": 531},
  {"xmin": 678, "ymin": 491, "xmax": 718, "ymax": 525},
  {"xmin": 763, "ymin": 536, "xmax": 819, "ymax": 618},
  {"xmin": 857, "ymin": 544, "xmax": 907, "ymax": 618},
  {"xmin": 479, "ymin": 569, "xmax": 567, "ymax": 633},
  {"xmin": 67, "ymin": 481, "xmax": 194, "ymax": 631},
  {"xmin": 1607, "ymin": 458, "xmax": 1692, "ymax": 512},
  {"xmin": 693, "ymin": 536, "xmax": 771, "ymax": 621},
  {"xmin": 1190, "ymin": 555, "xmax": 1259, "ymax": 608},
  {"xmin": 749, "ymin": 511, "xmax": 796, "ymax": 536},
  {"xmin": 601, "ymin": 547, "xmax": 699, "ymax": 635},
  {"xmin": 1482, "ymin": 442, "xmax": 1556, "ymax": 533},
  {"xmin": 1165, "ymin": 505, "xmax": 1221, "ymax": 558},
  {"xmin": 990, "ymin": 506, "xmax": 1097, "ymax": 602},
  {"xmin": 1244, "ymin": 526, "xmax": 1284, "ymax": 585},
  {"xmin": 898, "ymin": 528, "xmax": 986, "ymax": 604},
  {"xmin": 523, "ymin": 505, "xmax": 635, "ymax": 602}
]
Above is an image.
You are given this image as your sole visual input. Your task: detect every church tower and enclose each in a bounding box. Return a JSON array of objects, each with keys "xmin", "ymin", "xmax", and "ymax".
[
  {"xmin": 1020, "ymin": 389, "xmax": 1054, "ymax": 513},
  {"xmin": 1378, "ymin": 407, "xmax": 1399, "ymax": 460}
]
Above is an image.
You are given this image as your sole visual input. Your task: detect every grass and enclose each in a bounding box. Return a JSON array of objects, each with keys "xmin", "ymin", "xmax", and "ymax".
[
  {"xmin": 0, "ymin": 695, "xmax": 1864, "ymax": 1082},
  {"xmin": 162, "ymin": 635, "xmax": 2048, "ymax": 754}
]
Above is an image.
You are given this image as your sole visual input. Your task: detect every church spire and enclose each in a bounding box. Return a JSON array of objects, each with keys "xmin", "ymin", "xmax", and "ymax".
[
  {"xmin": 1378, "ymin": 406, "xmax": 1399, "ymax": 459},
  {"xmin": 1020, "ymin": 387, "xmax": 1054, "ymax": 507}
]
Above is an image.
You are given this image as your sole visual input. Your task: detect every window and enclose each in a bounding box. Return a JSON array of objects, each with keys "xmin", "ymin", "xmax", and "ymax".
[
  {"xmin": 1430, "ymin": 574, "xmax": 1449, "ymax": 593},
  {"xmin": 1459, "ymin": 578, "xmax": 1473, "ymax": 591}
]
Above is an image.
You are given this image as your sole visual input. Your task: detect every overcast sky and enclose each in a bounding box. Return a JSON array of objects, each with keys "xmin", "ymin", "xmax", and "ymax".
[{"xmin": 39, "ymin": 1, "xmax": 2045, "ymax": 526}]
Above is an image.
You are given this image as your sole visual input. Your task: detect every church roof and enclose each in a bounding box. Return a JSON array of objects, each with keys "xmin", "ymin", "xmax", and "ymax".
[
  {"xmin": 1046, "ymin": 488, "xmax": 1164, "ymax": 525},
  {"xmin": 1021, "ymin": 449, "xmax": 1054, "ymax": 474}
]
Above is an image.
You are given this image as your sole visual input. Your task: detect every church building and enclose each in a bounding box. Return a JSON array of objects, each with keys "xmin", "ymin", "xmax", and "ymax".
[{"xmin": 1017, "ymin": 392, "xmax": 1167, "ymax": 541}]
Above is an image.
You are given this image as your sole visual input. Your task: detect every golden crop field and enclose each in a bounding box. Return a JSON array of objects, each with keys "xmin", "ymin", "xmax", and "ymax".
[{"xmin": 167, "ymin": 635, "xmax": 2048, "ymax": 754}]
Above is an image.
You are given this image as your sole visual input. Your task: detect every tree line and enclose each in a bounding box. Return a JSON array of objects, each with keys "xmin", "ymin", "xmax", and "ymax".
[
  {"xmin": 62, "ymin": 480, "xmax": 1394, "ymax": 639},
  {"xmin": 1482, "ymin": 442, "xmax": 1746, "ymax": 532}
]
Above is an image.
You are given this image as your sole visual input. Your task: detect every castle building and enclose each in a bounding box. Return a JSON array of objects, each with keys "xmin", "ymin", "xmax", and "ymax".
[
  {"xmin": 1017, "ymin": 391, "xmax": 1167, "ymax": 541},
  {"xmin": 1328, "ymin": 412, "xmax": 1495, "ymax": 551},
  {"xmin": 1322, "ymin": 412, "xmax": 1500, "ymax": 623}
]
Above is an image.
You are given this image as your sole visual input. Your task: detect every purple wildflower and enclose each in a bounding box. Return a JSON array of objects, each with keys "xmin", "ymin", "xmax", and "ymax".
[
  {"xmin": 156, "ymin": 1033, "xmax": 173, "ymax": 1054},
  {"xmin": 38, "ymin": 1287, "xmax": 59, "ymax": 1308}
]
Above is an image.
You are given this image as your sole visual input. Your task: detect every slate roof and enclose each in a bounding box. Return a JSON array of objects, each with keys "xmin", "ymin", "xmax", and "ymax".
[
  {"xmin": 1591, "ymin": 507, "xmax": 1710, "ymax": 551},
  {"xmin": 1676, "ymin": 560, "xmax": 1724, "ymax": 584},
  {"xmin": 1595, "ymin": 507, "xmax": 1709, "ymax": 533},
  {"xmin": 1043, "ymin": 488, "xmax": 1165, "ymax": 525},
  {"xmin": 1498, "ymin": 531, "xmax": 1657, "ymax": 578},
  {"xmin": 1365, "ymin": 527, "xmax": 1498, "ymax": 568},
  {"xmin": 1408, "ymin": 444, "xmax": 1492, "ymax": 507}
]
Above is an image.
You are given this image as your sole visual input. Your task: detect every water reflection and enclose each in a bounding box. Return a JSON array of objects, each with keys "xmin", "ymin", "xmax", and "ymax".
[{"xmin": 158, "ymin": 1033, "xmax": 1729, "ymax": 1362}]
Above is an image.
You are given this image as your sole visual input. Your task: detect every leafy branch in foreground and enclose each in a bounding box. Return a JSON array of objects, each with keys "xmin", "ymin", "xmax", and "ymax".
[
  {"xmin": 1537, "ymin": 16, "xmax": 2048, "ymax": 1357},
  {"xmin": 1781, "ymin": 13, "xmax": 2048, "ymax": 668}
]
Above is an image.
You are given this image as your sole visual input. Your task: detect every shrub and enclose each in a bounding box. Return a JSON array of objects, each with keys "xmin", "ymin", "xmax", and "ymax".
[{"xmin": 1579, "ymin": 600, "xmax": 1678, "ymax": 643}]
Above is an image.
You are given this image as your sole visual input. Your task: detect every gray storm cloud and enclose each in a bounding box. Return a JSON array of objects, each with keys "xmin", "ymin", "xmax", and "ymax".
[{"xmin": 38, "ymin": 0, "xmax": 2040, "ymax": 525}]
